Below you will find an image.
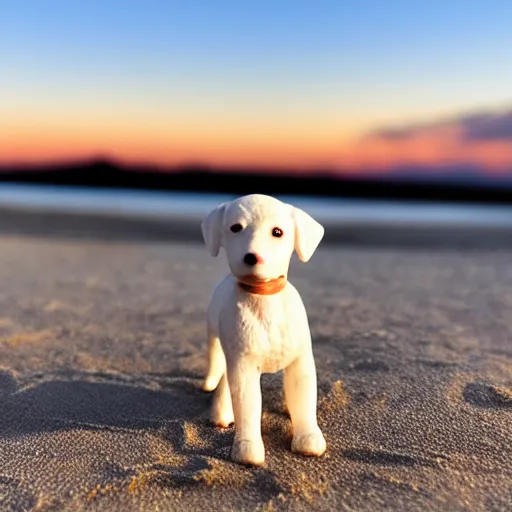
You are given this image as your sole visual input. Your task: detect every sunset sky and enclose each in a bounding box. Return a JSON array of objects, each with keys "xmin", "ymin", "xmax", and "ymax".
[{"xmin": 2, "ymin": 0, "xmax": 512, "ymax": 174}]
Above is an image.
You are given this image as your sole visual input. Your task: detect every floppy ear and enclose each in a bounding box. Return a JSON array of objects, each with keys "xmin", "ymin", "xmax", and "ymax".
[
  {"xmin": 201, "ymin": 203, "xmax": 226, "ymax": 257},
  {"xmin": 293, "ymin": 207, "xmax": 325, "ymax": 262}
]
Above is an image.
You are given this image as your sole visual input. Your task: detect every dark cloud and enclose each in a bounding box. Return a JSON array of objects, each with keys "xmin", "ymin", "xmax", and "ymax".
[
  {"xmin": 367, "ymin": 107, "xmax": 512, "ymax": 142},
  {"xmin": 461, "ymin": 110, "xmax": 512, "ymax": 141}
]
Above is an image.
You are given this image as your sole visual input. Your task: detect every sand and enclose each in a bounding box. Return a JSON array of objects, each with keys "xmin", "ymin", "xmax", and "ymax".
[{"xmin": 0, "ymin": 234, "xmax": 511, "ymax": 511}]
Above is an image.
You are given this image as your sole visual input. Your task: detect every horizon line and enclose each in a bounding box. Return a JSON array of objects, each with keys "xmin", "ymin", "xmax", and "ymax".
[{"xmin": 1, "ymin": 155, "xmax": 512, "ymax": 181}]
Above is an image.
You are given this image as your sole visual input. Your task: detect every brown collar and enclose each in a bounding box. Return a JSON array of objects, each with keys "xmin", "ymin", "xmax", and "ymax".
[{"xmin": 237, "ymin": 275, "xmax": 287, "ymax": 295}]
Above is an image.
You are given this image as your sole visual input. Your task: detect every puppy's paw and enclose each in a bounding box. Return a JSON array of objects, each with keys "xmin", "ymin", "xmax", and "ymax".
[
  {"xmin": 291, "ymin": 429, "xmax": 326, "ymax": 457},
  {"xmin": 211, "ymin": 408, "xmax": 234, "ymax": 428},
  {"xmin": 231, "ymin": 438, "xmax": 265, "ymax": 466},
  {"xmin": 202, "ymin": 375, "xmax": 221, "ymax": 392}
]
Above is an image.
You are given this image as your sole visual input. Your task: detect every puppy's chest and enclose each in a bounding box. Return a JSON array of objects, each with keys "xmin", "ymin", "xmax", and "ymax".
[{"xmin": 234, "ymin": 298, "xmax": 298, "ymax": 371}]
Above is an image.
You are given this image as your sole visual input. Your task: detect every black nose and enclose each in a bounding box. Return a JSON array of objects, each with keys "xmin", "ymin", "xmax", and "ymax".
[{"xmin": 244, "ymin": 253, "xmax": 258, "ymax": 266}]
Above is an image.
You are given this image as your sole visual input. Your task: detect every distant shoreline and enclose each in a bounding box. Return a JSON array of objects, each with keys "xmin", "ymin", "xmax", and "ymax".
[{"xmin": 1, "ymin": 159, "xmax": 512, "ymax": 204}]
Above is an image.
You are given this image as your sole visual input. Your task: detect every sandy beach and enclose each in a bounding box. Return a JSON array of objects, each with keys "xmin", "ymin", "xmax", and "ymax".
[{"xmin": 0, "ymin": 233, "xmax": 511, "ymax": 511}]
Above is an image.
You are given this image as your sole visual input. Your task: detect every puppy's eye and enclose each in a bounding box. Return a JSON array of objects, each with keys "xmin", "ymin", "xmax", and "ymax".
[
  {"xmin": 272, "ymin": 227, "xmax": 283, "ymax": 238},
  {"xmin": 230, "ymin": 223, "xmax": 243, "ymax": 233}
]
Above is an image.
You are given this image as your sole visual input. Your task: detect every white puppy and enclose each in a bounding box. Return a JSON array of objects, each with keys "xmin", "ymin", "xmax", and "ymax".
[{"xmin": 201, "ymin": 194, "xmax": 326, "ymax": 466}]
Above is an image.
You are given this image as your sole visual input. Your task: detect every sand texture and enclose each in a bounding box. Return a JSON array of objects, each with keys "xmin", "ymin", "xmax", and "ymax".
[{"xmin": 0, "ymin": 235, "xmax": 511, "ymax": 511}]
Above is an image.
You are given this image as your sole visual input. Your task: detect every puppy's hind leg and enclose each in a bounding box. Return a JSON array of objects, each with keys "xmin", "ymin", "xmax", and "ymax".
[
  {"xmin": 284, "ymin": 349, "xmax": 326, "ymax": 457},
  {"xmin": 202, "ymin": 332, "xmax": 225, "ymax": 392},
  {"xmin": 211, "ymin": 372, "xmax": 234, "ymax": 428}
]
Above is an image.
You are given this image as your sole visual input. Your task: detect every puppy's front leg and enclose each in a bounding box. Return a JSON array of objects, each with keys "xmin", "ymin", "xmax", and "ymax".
[
  {"xmin": 284, "ymin": 349, "xmax": 326, "ymax": 457},
  {"xmin": 227, "ymin": 358, "xmax": 264, "ymax": 466}
]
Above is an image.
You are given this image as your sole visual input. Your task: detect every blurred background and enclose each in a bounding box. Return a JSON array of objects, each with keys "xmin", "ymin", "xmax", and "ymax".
[{"xmin": 2, "ymin": 0, "xmax": 512, "ymax": 243}]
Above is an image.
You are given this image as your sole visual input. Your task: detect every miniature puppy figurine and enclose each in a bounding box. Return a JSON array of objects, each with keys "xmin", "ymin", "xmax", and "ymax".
[{"xmin": 201, "ymin": 194, "xmax": 326, "ymax": 466}]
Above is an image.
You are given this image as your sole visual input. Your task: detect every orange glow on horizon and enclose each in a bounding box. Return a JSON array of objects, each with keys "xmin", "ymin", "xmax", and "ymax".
[
  {"xmin": 338, "ymin": 125, "xmax": 512, "ymax": 174},
  {"xmin": 0, "ymin": 120, "xmax": 347, "ymax": 171},
  {"xmin": 2, "ymin": 112, "xmax": 512, "ymax": 174}
]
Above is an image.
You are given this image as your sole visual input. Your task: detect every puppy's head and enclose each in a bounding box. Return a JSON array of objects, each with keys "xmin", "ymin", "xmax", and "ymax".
[{"xmin": 201, "ymin": 194, "xmax": 324, "ymax": 282}]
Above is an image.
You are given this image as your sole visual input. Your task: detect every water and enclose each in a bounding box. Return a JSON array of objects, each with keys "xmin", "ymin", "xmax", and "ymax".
[{"xmin": 1, "ymin": 182, "xmax": 512, "ymax": 228}]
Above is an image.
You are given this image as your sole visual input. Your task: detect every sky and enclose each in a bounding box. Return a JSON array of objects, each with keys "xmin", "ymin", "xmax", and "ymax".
[{"xmin": 2, "ymin": 0, "xmax": 512, "ymax": 174}]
